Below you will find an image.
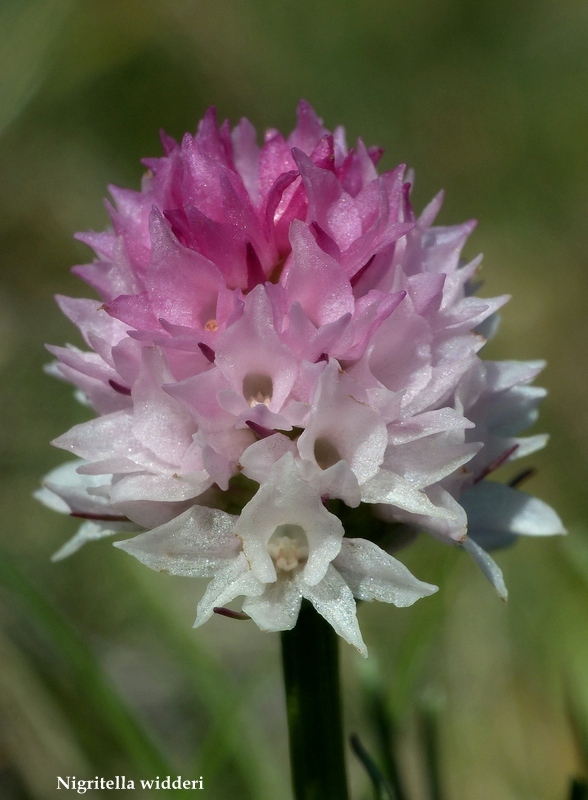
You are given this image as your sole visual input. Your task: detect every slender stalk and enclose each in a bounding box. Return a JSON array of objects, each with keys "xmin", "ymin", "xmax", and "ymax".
[
  {"xmin": 367, "ymin": 685, "xmax": 407, "ymax": 800},
  {"xmin": 421, "ymin": 704, "xmax": 443, "ymax": 800},
  {"xmin": 281, "ymin": 601, "xmax": 350, "ymax": 800},
  {"xmin": 350, "ymin": 733, "xmax": 394, "ymax": 800}
]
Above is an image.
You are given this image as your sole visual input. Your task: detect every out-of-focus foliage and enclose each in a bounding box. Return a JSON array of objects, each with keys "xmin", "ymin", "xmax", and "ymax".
[{"xmin": 1, "ymin": 1, "xmax": 587, "ymax": 798}]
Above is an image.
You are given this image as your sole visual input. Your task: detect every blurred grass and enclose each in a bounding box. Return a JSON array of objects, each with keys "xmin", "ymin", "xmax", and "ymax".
[{"xmin": 1, "ymin": 0, "xmax": 588, "ymax": 798}]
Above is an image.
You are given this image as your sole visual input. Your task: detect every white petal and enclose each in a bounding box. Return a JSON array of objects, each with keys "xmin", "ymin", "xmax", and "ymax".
[
  {"xmin": 242, "ymin": 578, "xmax": 302, "ymax": 631},
  {"xmin": 35, "ymin": 485, "xmax": 70, "ymax": 514},
  {"xmin": 462, "ymin": 480, "xmax": 566, "ymax": 540},
  {"xmin": 300, "ymin": 565, "xmax": 367, "ymax": 657},
  {"xmin": 36, "ymin": 459, "xmax": 114, "ymax": 515},
  {"xmin": 483, "ymin": 359, "xmax": 545, "ymax": 393},
  {"xmin": 109, "ymin": 472, "xmax": 212, "ymax": 504},
  {"xmin": 387, "ymin": 407, "xmax": 473, "ymax": 445},
  {"xmin": 462, "ymin": 537, "xmax": 508, "ymax": 600},
  {"xmin": 334, "ymin": 538, "xmax": 438, "ymax": 606},
  {"xmin": 361, "ymin": 470, "xmax": 458, "ymax": 520},
  {"xmin": 383, "ymin": 437, "xmax": 481, "ymax": 490},
  {"xmin": 239, "ymin": 434, "xmax": 297, "ymax": 484},
  {"xmin": 476, "ymin": 311, "xmax": 501, "ymax": 341},
  {"xmin": 52, "ymin": 521, "xmax": 136, "ymax": 562},
  {"xmin": 214, "ymin": 284, "xmax": 298, "ymax": 413},
  {"xmin": 298, "ymin": 458, "xmax": 361, "ymax": 507},
  {"xmin": 114, "ymin": 505, "xmax": 240, "ymax": 576},
  {"xmin": 509, "ymin": 433, "xmax": 548, "ymax": 459},
  {"xmin": 380, "ymin": 484, "xmax": 468, "ymax": 544},
  {"xmin": 235, "ymin": 453, "xmax": 344, "ymax": 586},
  {"xmin": 487, "ymin": 385, "xmax": 546, "ymax": 437},
  {"xmin": 130, "ymin": 347, "xmax": 196, "ymax": 465},
  {"xmin": 194, "ymin": 555, "xmax": 264, "ymax": 627}
]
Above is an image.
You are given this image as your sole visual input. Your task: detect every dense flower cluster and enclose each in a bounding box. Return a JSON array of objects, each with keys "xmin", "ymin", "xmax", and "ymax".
[{"xmin": 37, "ymin": 102, "xmax": 564, "ymax": 654}]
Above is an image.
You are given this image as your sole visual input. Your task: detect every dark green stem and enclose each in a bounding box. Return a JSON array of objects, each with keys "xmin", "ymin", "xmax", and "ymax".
[
  {"xmin": 367, "ymin": 685, "xmax": 407, "ymax": 800},
  {"xmin": 421, "ymin": 704, "xmax": 443, "ymax": 800},
  {"xmin": 281, "ymin": 601, "xmax": 350, "ymax": 800}
]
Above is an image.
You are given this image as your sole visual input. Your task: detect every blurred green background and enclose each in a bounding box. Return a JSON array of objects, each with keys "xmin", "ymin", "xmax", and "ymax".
[{"xmin": 1, "ymin": 1, "xmax": 588, "ymax": 798}]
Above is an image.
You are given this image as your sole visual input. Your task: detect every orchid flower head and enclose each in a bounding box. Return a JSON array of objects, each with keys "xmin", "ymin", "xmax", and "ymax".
[{"xmin": 38, "ymin": 102, "xmax": 563, "ymax": 650}]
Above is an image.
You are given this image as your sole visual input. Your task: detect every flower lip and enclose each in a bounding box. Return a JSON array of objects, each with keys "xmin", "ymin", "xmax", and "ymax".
[
  {"xmin": 314, "ymin": 437, "xmax": 342, "ymax": 470},
  {"xmin": 243, "ymin": 373, "xmax": 273, "ymax": 407},
  {"xmin": 267, "ymin": 524, "xmax": 309, "ymax": 573}
]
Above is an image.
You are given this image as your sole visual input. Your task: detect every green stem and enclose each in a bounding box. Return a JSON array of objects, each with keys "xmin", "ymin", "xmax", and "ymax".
[
  {"xmin": 281, "ymin": 601, "xmax": 350, "ymax": 800},
  {"xmin": 421, "ymin": 703, "xmax": 443, "ymax": 800},
  {"xmin": 367, "ymin": 686, "xmax": 407, "ymax": 800}
]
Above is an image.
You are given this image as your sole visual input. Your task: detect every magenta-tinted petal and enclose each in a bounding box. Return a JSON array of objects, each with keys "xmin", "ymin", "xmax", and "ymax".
[
  {"xmin": 286, "ymin": 221, "xmax": 354, "ymax": 326},
  {"xmin": 215, "ymin": 285, "xmax": 298, "ymax": 413},
  {"xmin": 297, "ymin": 362, "xmax": 387, "ymax": 487},
  {"xmin": 288, "ymin": 100, "xmax": 329, "ymax": 154},
  {"xmin": 145, "ymin": 211, "xmax": 224, "ymax": 328}
]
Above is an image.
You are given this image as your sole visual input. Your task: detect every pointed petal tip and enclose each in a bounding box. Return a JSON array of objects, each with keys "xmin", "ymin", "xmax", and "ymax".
[
  {"xmin": 555, "ymin": 521, "xmax": 568, "ymax": 536},
  {"xmin": 463, "ymin": 536, "xmax": 508, "ymax": 599},
  {"xmin": 357, "ymin": 642, "xmax": 368, "ymax": 658},
  {"xmin": 112, "ymin": 538, "xmax": 131, "ymax": 553}
]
